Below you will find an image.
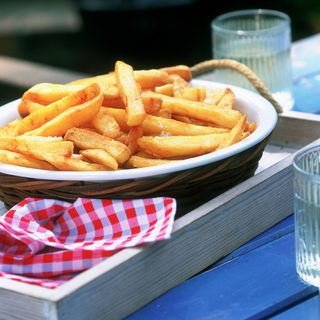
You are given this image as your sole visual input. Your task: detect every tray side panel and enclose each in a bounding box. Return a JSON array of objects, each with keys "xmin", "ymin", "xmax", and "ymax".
[
  {"xmin": 0, "ymin": 289, "xmax": 57, "ymax": 320},
  {"xmin": 271, "ymin": 112, "xmax": 320, "ymax": 148},
  {"xmin": 56, "ymin": 157, "xmax": 293, "ymax": 320}
]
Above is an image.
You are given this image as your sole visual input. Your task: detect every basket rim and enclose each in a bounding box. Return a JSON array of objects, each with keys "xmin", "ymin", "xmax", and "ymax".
[{"xmin": 0, "ymin": 80, "xmax": 277, "ymax": 182}]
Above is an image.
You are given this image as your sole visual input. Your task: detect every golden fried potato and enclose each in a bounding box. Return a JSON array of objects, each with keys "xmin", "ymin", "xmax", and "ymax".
[
  {"xmin": 128, "ymin": 126, "xmax": 144, "ymax": 154},
  {"xmin": 17, "ymin": 83, "xmax": 101, "ymax": 136},
  {"xmin": 161, "ymin": 65, "xmax": 192, "ymax": 81},
  {"xmin": 104, "ymin": 107, "xmax": 228, "ymax": 136},
  {"xmin": 69, "ymin": 69, "xmax": 169, "ymax": 91},
  {"xmin": 181, "ymin": 87, "xmax": 206, "ymax": 102},
  {"xmin": 22, "ymin": 83, "xmax": 85, "ymax": 105},
  {"xmin": 155, "ymin": 84, "xmax": 174, "ymax": 96},
  {"xmin": 203, "ymin": 88, "xmax": 226, "ymax": 105},
  {"xmin": 218, "ymin": 115, "xmax": 247, "ymax": 149},
  {"xmin": 171, "ymin": 74, "xmax": 189, "ymax": 98},
  {"xmin": 128, "ymin": 155, "xmax": 179, "ymax": 168},
  {"xmin": 142, "ymin": 114, "xmax": 229, "ymax": 136},
  {"xmin": 0, "ymin": 149, "xmax": 56, "ymax": 170},
  {"xmin": 115, "ymin": 61, "xmax": 146, "ymax": 126},
  {"xmin": 137, "ymin": 133, "xmax": 228, "ymax": 158},
  {"xmin": 32, "ymin": 151, "xmax": 108, "ymax": 171},
  {"xmin": 90, "ymin": 108, "xmax": 121, "ymax": 139},
  {"xmin": 80, "ymin": 149, "xmax": 118, "ymax": 170},
  {"xmin": 24, "ymin": 87, "xmax": 103, "ymax": 137},
  {"xmin": 142, "ymin": 92, "xmax": 242, "ymax": 129},
  {"xmin": 0, "ymin": 136, "xmax": 74, "ymax": 157},
  {"xmin": 0, "ymin": 119, "xmax": 23, "ymax": 137},
  {"xmin": 142, "ymin": 96, "xmax": 162, "ymax": 115},
  {"xmin": 18, "ymin": 100, "xmax": 45, "ymax": 117},
  {"xmin": 65, "ymin": 127, "xmax": 131, "ymax": 164},
  {"xmin": 217, "ymin": 88, "xmax": 236, "ymax": 109}
]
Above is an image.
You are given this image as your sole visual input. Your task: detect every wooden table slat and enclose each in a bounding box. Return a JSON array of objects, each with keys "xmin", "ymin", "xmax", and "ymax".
[
  {"xmin": 271, "ymin": 294, "xmax": 320, "ymax": 320},
  {"xmin": 128, "ymin": 232, "xmax": 318, "ymax": 320}
]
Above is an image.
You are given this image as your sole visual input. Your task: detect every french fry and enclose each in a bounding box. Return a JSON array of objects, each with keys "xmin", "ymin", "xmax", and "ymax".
[
  {"xmin": 90, "ymin": 109, "xmax": 121, "ymax": 139},
  {"xmin": 172, "ymin": 75, "xmax": 189, "ymax": 98},
  {"xmin": 161, "ymin": 65, "xmax": 192, "ymax": 81},
  {"xmin": 128, "ymin": 155, "xmax": 179, "ymax": 168},
  {"xmin": 0, "ymin": 119, "xmax": 23, "ymax": 137},
  {"xmin": 64, "ymin": 128, "xmax": 131, "ymax": 163},
  {"xmin": 172, "ymin": 115, "xmax": 193, "ymax": 124},
  {"xmin": 142, "ymin": 92, "xmax": 242, "ymax": 129},
  {"xmin": 203, "ymin": 88, "xmax": 226, "ymax": 105},
  {"xmin": 0, "ymin": 149, "xmax": 56, "ymax": 170},
  {"xmin": 155, "ymin": 84, "xmax": 174, "ymax": 96},
  {"xmin": 142, "ymin": 96, "xmax": 162, "ymax": 114},
  {"xmin": 128, "ymin": 126, "xmax": 144, "ymax": 154},
  {"xmin": 18, "ymin": 100, "xmax": 45, "ymax": 117},
  {"xmin": 104, "ymin": 107, "xmax": 228, "ymax": 135},
  {"xmin": 80, "ymin": 149, "xmax": 118, "ymax": 170},
  {"xmin": 69, "ymin": 69, "xmax": 169, "ymax": 91},
  {"xmin": 115, "ymin": 61, "xmax": 146, "ymax": 126},
  {"xmin": 217, "ymin": 88, "xmax": 236, "ymax": 109},
  {"xmin": 156, "ymin": 108, "xmax": 172, "ymax": 119},
  {"xmin": 24, "ymin": 87, "xmax": 103, "ymax": 137},
  {"xmin": 15, "ymin": 136, "xmax": 74, "ymax": 157},
  {"xmin": 16, "ymin": 83, "xmax": 101, "ymax": 136},
  {"xmin": 218, "ymin": 115, "xmax": 247, "ymax": 149},
  {"xmin": 32, "ymin": 151, "xmax": 108, "ymax": 171},
  {"xmin": 142, "ymin": 114, "xmax": 229, "ymax": 136},
  {"xmin": 248, "ymin": 122, "xmax": 257, "ymax": 133},
  {"xmin": 116, "ymin": 132, "xmax": 130, "ymax": 145},
  {"xmin": 181, "ymin": 87, "xmax": 206, "ymax": 102},
  {"xmin": 137, "ymin": 133, "xmax": 228, "ymax": 158},
  {"xmin": 102, "ymin": 97, "xmax": 125, "ymax": 108},
  {"xmin": 0, "ymin": 136, "xmax": 74, "ymax": 157},
  {"xmin": 101, "ymin": 108, "xmax": 130, "ymax": 132},
  {"xmin": 68, "ymin": 73, "xmax": 115, "ymax": 88},
  {"xmin": 241, "ymin": 131, "xmax": 250, "ymax": 140},
  {"xmin": 134, "ymin": 69, "xmax": 170, "ymax": 89},
  {"xmin": 172, "ymin": 115, "xmax": 230, "ymax": 130},
  {"xmin": 100, "ymin": 85, "xmax": 119, "ymax": 99},
  {"xmin": 22, "ymin": 83, "xmax": 85, "ymax": 105}
]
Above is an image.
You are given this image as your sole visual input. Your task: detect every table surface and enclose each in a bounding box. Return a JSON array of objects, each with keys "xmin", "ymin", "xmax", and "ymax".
[
  {"xmin": 127, "ymin": 34, "xmax": 320, "ymax": 320},
  {"xmin": 1, "ymin": 34, "xmax": 320, "ymax": 320}
]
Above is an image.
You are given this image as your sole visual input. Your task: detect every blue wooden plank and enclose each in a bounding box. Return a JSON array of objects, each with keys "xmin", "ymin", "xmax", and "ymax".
[
  {"xmin": 128, "ymin": 232, "xmax": 317, "ymax": 320},
  {"xmin": 211, "ymin": 215, "xmax": 294, "ymax": 268},
  {"xmin": 271, "ymin": 294, "xmax": 320, "ymax": 320}
]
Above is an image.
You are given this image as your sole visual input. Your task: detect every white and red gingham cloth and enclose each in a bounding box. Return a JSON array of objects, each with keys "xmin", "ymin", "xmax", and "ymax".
[{"xmin": 0, "ymin": 197, "xmax": 176, "ymax": 288}]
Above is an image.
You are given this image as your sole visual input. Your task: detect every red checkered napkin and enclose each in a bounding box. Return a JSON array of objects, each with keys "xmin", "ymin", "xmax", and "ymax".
[{"xmin": 0, "ymin": 197, "xmax": 176, "ymax": 288}]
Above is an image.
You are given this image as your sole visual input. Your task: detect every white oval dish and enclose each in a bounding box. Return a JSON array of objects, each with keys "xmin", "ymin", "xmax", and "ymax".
[{"xmin": 0, "ymin": 80, "xmax": 277, "ymax": 181}]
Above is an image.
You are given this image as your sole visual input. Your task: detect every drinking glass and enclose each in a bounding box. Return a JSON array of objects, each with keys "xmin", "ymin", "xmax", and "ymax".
[
  {"xmin": 293, "ymin": 145, "xmax": 320, "ymax": 286},
  {"xmin": 211, "ymin": 9, "xmax": 294, "ymax": 111}
]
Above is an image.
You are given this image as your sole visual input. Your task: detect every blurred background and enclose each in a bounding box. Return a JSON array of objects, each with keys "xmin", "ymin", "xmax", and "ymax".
[{"xmin": 0, "ymin": 0, "xmax": 320, "ymax": 103}]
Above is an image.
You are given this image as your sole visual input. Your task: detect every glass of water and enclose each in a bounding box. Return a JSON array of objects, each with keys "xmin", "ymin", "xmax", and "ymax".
[
  {"xmin": 211, "ymin": 9, "xmax": 294, "ymax": 111},
  {"xmin": 293, "ymin": 145, "xmax": 320, "ymax": 286}
]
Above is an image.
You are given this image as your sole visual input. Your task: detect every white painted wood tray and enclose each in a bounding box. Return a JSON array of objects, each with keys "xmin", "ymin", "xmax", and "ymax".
[{"xmin": 0, "ymin": 111, "xmax": 320, "ymax": 320}]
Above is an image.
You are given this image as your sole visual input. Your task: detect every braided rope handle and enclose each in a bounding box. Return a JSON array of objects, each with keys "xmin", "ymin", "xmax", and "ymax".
[{"xmin": 191, "ymin": 59, "xmax": 283, "ymax": 113}]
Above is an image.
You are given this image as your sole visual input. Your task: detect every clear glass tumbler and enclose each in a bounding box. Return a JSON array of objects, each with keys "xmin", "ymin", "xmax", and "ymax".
[
  {"xmin": 293, "ymin": 145, "xmax": 320, "ymax": 286},
  {"xmin": 212, "ymin": 9, "xmax": 294, "ymax": 111}
]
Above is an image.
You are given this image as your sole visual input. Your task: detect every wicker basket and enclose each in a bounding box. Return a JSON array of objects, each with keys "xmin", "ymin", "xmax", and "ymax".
[{"xmin": 0, "ymin": 59, "xmax": 281, "ymax": 208}]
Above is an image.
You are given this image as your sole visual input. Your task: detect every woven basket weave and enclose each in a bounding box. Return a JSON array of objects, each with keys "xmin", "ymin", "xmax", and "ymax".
[{"xmin": 0, "ymin": 59, "xmax": 281, "ymax": 208}]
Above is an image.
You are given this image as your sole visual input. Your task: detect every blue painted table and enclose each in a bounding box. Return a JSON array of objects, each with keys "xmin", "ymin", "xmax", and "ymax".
[{"xmin": 128, "ymin": 34, "xmax": 320, "ymax": 319}]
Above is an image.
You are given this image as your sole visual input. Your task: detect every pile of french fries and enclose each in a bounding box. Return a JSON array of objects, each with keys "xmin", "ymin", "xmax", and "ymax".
[{"xmin": 0, "ymin": 61, "xmax": 256, "ymax": 171}]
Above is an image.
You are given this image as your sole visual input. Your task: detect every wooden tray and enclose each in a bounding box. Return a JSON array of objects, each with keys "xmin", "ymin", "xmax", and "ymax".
[{"xmin": 0, "ymin": 111, "xmax": 320, "ymax": 320}]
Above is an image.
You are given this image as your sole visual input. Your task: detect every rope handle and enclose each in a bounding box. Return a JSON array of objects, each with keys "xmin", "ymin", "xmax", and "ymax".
[{"xmin": 191, "ymin": 59, "xmax": 283, "ymax": 113}]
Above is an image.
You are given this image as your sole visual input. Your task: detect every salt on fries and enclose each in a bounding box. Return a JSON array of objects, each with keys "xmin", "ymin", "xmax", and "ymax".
[{"xmin": 0, "ymin": 61, "xmax": 256, "ymax": 171}]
